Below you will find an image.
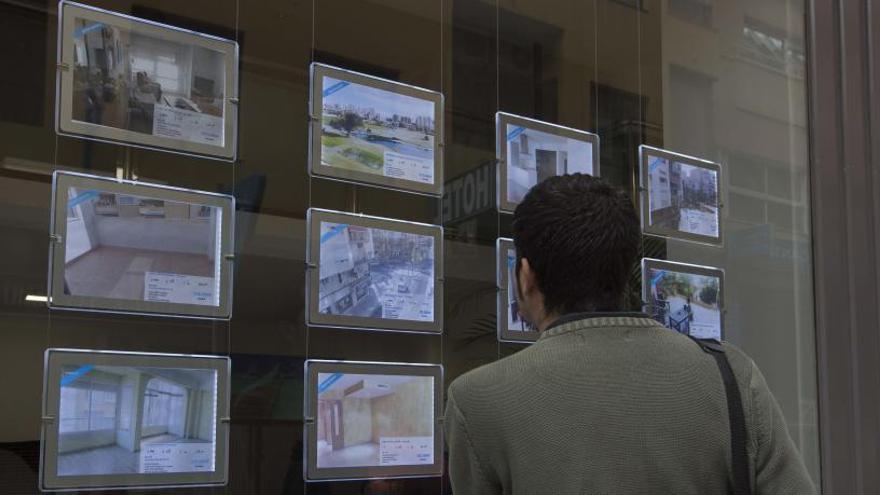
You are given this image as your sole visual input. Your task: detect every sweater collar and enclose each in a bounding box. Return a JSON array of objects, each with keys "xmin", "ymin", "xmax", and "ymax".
[{"xmin": 538, "ymin": 312, "xmax": 660, "ymax": 341}]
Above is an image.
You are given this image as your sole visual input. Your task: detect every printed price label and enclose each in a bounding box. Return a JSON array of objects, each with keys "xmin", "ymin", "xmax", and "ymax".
[
  {"xmin": 140, "ymin": 441, "xmax": 213, "ymax": 473},
  {"xmin": 154, "ymin": 105, "xmax": 223, "ymax": 146},
  {"xmin": 384, "ymin": 151, "xmax": 433, "ymax": 184},
  {"xmin": 379, "ymin": 436, "xmax": 433, "ymax": 466},
  {"xmin": 145, "ymin": 272, "xmax": 216, "ymax": 306}
]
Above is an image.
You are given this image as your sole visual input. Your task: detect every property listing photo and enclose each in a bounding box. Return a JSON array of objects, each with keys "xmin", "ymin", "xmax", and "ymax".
[
  {"xmin": 318, "ymin": 222, "xmax": 435, "ymax": 322},
  {"xmin": 315, "ymin": 372, "xmax": 434, "ymax": 470},
  {"xmin": 497, "ymin": 238, "xmax": 538, "ymax": 342},
  {"xmin": 61, "ymin": 186, "xmax": 222, "ymax": 308},
  {"xmin": 305, "ymin": 361, "xmax": 443, "ymax": 481},
  {"xmin": 59, "ymin": 2, "xmax": 236, "ymax": 157},
  {"xmin": 641, "ymin": 146, "xmax": 721, "ymax": 243},
  {"xmin": 55, "ymin": 364, "xmax": 218, "ymax": 477},
  {"xmin": 311, "ymin": 64, "xmax": 442, "ymax": 194},
  {"xmin": 643, "ymin": 259, "xmax": 724, "ymax": 341},
  {"xmin": 497, "ymin": 113, "xmax": 598, "ymax": 211},
  {"xmin": 308, "ymin": 209, "xmax": 443, "ymax": 332}
]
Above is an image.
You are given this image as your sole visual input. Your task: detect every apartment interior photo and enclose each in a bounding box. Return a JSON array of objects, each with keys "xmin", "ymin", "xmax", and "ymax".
[
  {"xmin": 63, "ymin": 188, "xmax": 218, "ymax": 301},
  {"xmin": 57, "ymin": 365, "xmax": 216, "ymax": 476},
  {"xmin": 71, "ymin": 17, "xmax": 225, "ymax": 133},
  {"xmin": 316, "ymin": 373, "xmax": 433, "ymax": 468}
]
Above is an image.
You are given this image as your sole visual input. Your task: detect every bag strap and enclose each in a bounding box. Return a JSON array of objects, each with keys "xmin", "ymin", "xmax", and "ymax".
[{"xmin": 691, "ymin": 338, "xmax": 752, "ymax": 495}]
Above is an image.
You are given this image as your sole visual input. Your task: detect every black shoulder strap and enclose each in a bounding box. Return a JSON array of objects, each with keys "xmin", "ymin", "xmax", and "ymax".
[{"xmin": 691, "ymin": 338, "xmax": 752, "ymax": 495}]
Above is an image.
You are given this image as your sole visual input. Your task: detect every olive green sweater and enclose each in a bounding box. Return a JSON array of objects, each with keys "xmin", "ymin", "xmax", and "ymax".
[{"xmin": 445, "ymin": 315, "xmax": 815, "ymax": 495}]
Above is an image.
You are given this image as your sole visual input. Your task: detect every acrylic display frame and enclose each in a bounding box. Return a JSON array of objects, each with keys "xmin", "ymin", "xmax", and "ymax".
[
  {"xmin": 639, "ymin": 145, "xmax": 723, "ymax": 246},
  {"xmin": 39, "ymin": 348, "xmax": 231, "ymax": 492},
  {"xmin": 48, "ymin": 171, "xmax": 235, "ymax": 319},
  {"xmin": 496, "ymin": 112, "xmax": 600, "ymax": 213},
  {"xmin": 641, "ymin": 258, "xmax": 725, "ymax": 341},
  {"xmin": 496, "ymin": 238, "xmax": 539, "ymax": 343},
  {"xmin": 306, "ymin": 208, "xmax": 444, "ymax": 334},
  {"xmin": 56, "ymin": 1, "xmax": 240, "ymax": 161},
  {"xmin": 303, "ymin": 359, "xmax": 444, "ymax": 481},
  {"xmin": 309, "ymin": 63, "xmax": 445, "ymax": 196}
]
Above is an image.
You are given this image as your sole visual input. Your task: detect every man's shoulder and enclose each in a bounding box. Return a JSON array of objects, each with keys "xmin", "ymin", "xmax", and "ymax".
[
  {"xmin": 714, "ymin": 340, "xmax": 758, "ymax": 386},
  {"xmin": 447, "ymin": 346, "xmax": 537, "ymax": 408}
]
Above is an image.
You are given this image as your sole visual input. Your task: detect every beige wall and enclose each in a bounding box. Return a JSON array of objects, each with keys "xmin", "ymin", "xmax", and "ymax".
[
  {"xmin": 370, "ymin": 377, "xmax": 433, "ymax": 442},
  {"xmin": 341, "ymin": 397, "xmax": 373, "ymax": 447}
]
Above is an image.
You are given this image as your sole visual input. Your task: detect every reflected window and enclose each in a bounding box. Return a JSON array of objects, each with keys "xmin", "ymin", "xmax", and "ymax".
[
  {"xmin": 669, "ymin": 0, "xmax": 713, "ymax": 27},
  {"xmin": 741, "ymin": 19, "xmax": 805, "ymax": 78},
  {"xmin": 59, "ymin": 372, "xmax": 118, "ymax": 433},
  {"xmin": 142, "ymin": 377, "xmax": 187, "ymax": 435}
]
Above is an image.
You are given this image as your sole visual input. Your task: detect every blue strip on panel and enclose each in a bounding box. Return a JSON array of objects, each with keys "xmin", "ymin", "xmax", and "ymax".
[
  {"xmin": 649, "ymin": 156, "xmax": 665, "ymax": 173},
  {"xmin": 317, "ymin": 373, "xmax": 344, "ymax": 394},
  {"xmin": 74, "ymin": 23, "xmax": 104, "ymax": 38},
  {"xmin": 507, "ymin": 126, "xmax": 525, "ymax": 141},
  {"xmin": 322, "ymin": 81, "xmax": 350, "ymax": 98},
  {"xmin": 320, "ymin": 224, "xmax": 348, "ymax": 244},
  {"xmin": 650, "ymin": 270, "xmax": 666, "ymax": 289},
  {"xmin": 67, "ymin": 190, "xmax": 100, "ymax": 209},
  {"xmin": 60, "ymin": 365, "xmax": 94, "ymax": 386}
]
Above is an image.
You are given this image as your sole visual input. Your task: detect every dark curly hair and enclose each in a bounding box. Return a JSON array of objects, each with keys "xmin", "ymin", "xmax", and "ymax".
[{"xmin": 512, "ymin": 173, "xmax": 640, "ymax": 315}]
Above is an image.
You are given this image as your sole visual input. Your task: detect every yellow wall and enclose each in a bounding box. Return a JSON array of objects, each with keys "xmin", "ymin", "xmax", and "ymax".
[{"xmin": 370, "ymin": 377, "xmax": 433, "ymax": 442}]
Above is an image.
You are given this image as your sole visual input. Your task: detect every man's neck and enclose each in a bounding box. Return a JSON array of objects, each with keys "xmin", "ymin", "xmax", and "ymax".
[
  {"xmin": 540, "ymin": 309, "xmax": 647, "ymax": 333},
  {"xmin": 536, "ymin": 312, "xmax": 561, "ymax": 332}
]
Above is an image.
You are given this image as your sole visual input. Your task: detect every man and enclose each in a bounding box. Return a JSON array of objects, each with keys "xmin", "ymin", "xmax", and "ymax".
[{"xmin": 445, "ymin": 174, "xmax": 814, "ymax": 494}]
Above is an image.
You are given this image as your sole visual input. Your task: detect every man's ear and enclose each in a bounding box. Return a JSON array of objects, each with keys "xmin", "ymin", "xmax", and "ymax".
[{"xmin": 518, "ymin": 257, "xmax": 537, "ymax": 298}]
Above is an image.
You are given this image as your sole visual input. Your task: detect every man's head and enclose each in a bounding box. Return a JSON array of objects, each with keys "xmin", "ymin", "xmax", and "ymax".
[{"xmin": 512, "ymin": 173, "xmax": 640, "ymax": 330}]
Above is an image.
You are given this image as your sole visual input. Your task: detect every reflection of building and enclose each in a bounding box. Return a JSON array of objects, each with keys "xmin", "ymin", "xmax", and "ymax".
[
  {"xmin": 57, "ymin": 366, "xmax": 215, "ymax": 476},
  {"xmin": 316, "ymin": 373, "xmax": 432, "ymax": 469}
]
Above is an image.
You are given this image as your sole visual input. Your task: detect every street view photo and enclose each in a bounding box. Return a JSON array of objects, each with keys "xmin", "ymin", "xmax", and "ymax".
[
  {"xmin": 320, "ymin": 75, "xmax": 436, "ymax": 185},
  {"xmin": 647, "ymin": 155, "xmax": 719, "ymax": 239},
  {"xmin": 318, "ymin": 221, "xmax": 435, "ymax": 323},
  {"xmin": 505, "ymin": 123, "xmax": 594, "ymax": 205},
  {"xmin": 646, "ymin": 266, "xmax": 722, "ymax": 340},
  {"xmin": 315, "ymin": 372, "xmax": 434, "ymax": 469},
  {"xmin": 69, "ymin": 11, "xmax": 227, "ymax": 147},
  {"xmin": 63, "ymin": 187, "xmax": 222, "ymax": 307},
  {"xmin": 55, "ymin": 364, "xmax": 217, "ymax": 476}
]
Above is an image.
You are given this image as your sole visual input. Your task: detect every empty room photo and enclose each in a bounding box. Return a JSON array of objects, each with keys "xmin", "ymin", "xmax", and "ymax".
[
  {"xmin": 646, "ymin": 266, "xmax": 722, "ymax": 340},
  {"xmin": 505, "ymin": 123, "xmax": 594, "ymax": 205},
  {"xmin": 318, "ymin": 221, "xmax": 435, "ymax": 322},
  {"xmin": 56, "ymin": 364, "xmax": 217, "ymax": 476},
  {"xmin": 70, "ymin": 9, "xmax": 227, "ymax": 146},
  {"xmin": 315, "ymin": 372, "xmax": 434, "ymax": 469},
  {"xmin": 63, "ymin": 186, "xmax": 221, "ymax": 306}
]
